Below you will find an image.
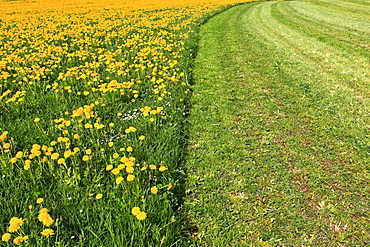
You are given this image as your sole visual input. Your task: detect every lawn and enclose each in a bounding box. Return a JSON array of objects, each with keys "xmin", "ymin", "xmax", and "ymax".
[{"xmin": 187, "ymin": 0, "xmax": 370, "ymax": 245}]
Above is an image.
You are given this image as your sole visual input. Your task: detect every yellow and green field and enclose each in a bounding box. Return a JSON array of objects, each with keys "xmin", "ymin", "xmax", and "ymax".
[
  {"xmin": 1, "ymin": 0, "xmax": 370, "ymax": 246},
  {"xmin": 0, "ymin": 0, "xmax": 254, "ymax": 245}
]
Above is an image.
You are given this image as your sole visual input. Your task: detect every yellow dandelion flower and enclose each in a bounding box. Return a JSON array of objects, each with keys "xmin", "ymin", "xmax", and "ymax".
[
  {"xmin": 33, "ymin": 150, "xmax": 42, "ymax": 157},
  {"xmin": 28, "ymin": 205, "xmax": 32, "ymax": 210},
  {"xmin": 84, "ymin": 123, "xmax": 92, "ymax": 129},
  {"xmin": 136, "ymin": 211, "xmax": 147, "ymax": 220},
  {"xmin": 73, "ymin": 147, "xmax": 80, "ymax": 153},
  {"xmin": 13, "ymin": 236, "xmax": 24, "ymax": 245},
  {"xmin": 39, "ymin": 208, "xmax": 48, "ymax": 214},
  {"xmin": 111, "ymin": 168, "xmax": 120, "ymax": 175},
  {"xmin": 119, "ymin": 156, "xmax": 128, "ymax": 163},
  {"xmin": 57, "ymin": 158, "xmax": 65, "ymax": 164},
  {"xmin": 159, "ymin": 166, "xmax": 168, "ymax": 172},
  {"xmin": 116, "ymin": 176, "xmax": 124, "ymax": 184},
  {"xmin": 109, "ymin": 123, "xmax": 114, "ymax": 127},
  {"xmin": 10, "ymin": 157, "xmax": 17, "ymax": 164},
  {"xmin": 167, "ymin": 184, "xmax": 173, "ymax": 190},
  {"xmin": 82, "ymin": 155, "xmax": 89, "ymax": 161},
  {"xmin": 3, "ymin": 143, "xmax": 11, "ymax": 149},
  {"xmin": 126, "ymin": 161, "xmax": 134, "ymax": 167},
  {"xmin": 131, "ymin": 207, "xmax": 140, "ymax": 216},
  {"xmin": 112, "ymin": 153, "xmax": 119, "ymax": 159},
  {"xmin": 149, "ymin": 165, "xmax": 156, "ymax": 170},
  {"xmin": 127, "ymin": 174, "xmax": 135, "ymax": 181},
  {"xmin": 15, "ymin": 151, "xmax": 23, "ymax": 159},
  {"xmin": 150, "ymin": 186, "xmax": 158, "ymax": 194},
  {"xmin": 126, "ymin": 146, "xmax": 133, "ymax": 152},
  {"xmin": 64, "ymin": 150, "xmax": 72, "ymax": 158},
  {"xmin": 96, "ymin": 194, "xmax": 103, "ymax": 199},
  {"xmin": 138, "ymin": 135, "xmax": 145, "ymax": 141},
  {"xmin": 51, "ymin": 153, "xmax": 59, "ymax": 160},
  {"xmin": 50, "ymin": 141, "xmax": 57, "ymax": 146},
  {"xmin": 74, "ymin": 134, "xmax": 80, "ymax": 139},
  {"xmin": 126, "ymin": 166, "xmax": 134, "ymax": 173},
  {"xmin": 86, "ymin": 149, "xmax": 92, "ymax": 155},
  {"xmin": 23, "ymin": 164, "xmax": 30, "ymax": 170},
  {"xmin": 1, "ymin": 233, "xmax": 11, "ymax": 242},
  {"xmin": 8, "ymin": 224, "xmax": 20, "ymax": 233},
  {"xmin": 106, "ymin": 165, "xmax": 113, "ymax": 171},
  {"xmin": 34, "ymin": 118, "xmax": 40, "ymax": 122},
  {"xmin": 9, "ymin": 217, "xmax": 23, "ymax": 227},
  {"xmin": 36, "ymin": 198, "xmax": 44, "ymax": 204},
  {"xmin": 108, "ymin": 142, "xmax": 114, "ymax": 147},
  {"xmin": 8, "ymin": 217, "xmax": 23, "ymax": 232},
  {"xmin": 38, "ymin": 213, "xmax": 53, "ymax": 227},
  {"xmin": 125, "ymin": 126, "xmax": 137, "ymax": 133},
  {"xmin": 32, "ymin": 144, "xmax": 41, "ymax": 150},
  {"xmin": 40, "ymin": 229, "xmax": 54, "ymax": 237}
]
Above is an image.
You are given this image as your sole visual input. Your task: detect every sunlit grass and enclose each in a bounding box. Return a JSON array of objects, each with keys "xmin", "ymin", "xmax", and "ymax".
[
  {"xmin": 0, "ymin": 0, "xmax": 258, "ymax": 245},
  {"xmin": 187, "ymin": 0, "xmax": 370, "ymax": 245}
]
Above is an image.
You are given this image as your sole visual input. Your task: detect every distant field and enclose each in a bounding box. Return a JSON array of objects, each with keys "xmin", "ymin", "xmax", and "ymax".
[{"xmin": 187, "ymin": 0, "xmax": 370, "ymax": 246}]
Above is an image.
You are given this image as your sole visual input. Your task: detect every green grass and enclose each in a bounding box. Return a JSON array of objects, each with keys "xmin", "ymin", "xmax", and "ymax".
[
  {"xmin": 0, "ymin": 2, "xmax": 260, "ymax": 246},
  {"xmin": 186, "ymin": 0, "xmax": 370, "ymax": 246}
]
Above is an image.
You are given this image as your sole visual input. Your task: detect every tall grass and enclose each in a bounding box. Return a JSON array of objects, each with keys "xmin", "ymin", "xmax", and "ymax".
[{"xmin": 0, "ymin": 0, "xmax": 255, "ymax": 246}]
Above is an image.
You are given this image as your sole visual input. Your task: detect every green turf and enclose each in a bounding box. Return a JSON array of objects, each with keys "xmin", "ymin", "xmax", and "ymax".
[{"xmin": 186, "ymin": 1, "xmax": 370, "ymax": 246}]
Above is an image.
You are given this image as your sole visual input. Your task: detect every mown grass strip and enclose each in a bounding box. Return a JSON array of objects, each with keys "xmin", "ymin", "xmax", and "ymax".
[{"xmin": 186, "ymin": 1, "xmax": 370, "ymax": 246}]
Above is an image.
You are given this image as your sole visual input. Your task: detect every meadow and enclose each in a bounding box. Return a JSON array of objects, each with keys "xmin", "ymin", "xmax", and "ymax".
[
  {"xmin": 1, "ymin": 0, "xmax": 369, "ymax": 246},
  {"xmin": 0, "ymin": 0, "xmax": 257, "ymax": 246}
]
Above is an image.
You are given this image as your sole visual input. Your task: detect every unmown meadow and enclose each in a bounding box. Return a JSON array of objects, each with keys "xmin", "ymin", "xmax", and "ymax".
[{"xmin": 0, "ymin": 0, "xmax": 257, "ymax": 246}]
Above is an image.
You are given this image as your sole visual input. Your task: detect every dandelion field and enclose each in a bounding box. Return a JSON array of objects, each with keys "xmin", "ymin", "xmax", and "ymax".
[{"xmin": 0, "ymin": 0, "xmax": 254, "ymax": 245}]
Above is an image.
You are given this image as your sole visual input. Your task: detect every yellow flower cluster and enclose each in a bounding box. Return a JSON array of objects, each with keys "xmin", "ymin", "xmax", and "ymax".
[
  {"xmin": 131, "ymin": 207, "xmax": 147, "ymax": 220},
  {"xmin": 1, "ymin": 199, "xmax": 56, "ymax": 244},
  {"xmin": 8, "ymin": 217, "xmax": 24, "ymax": 233},
  {"xmin": 38, "ymin": 208, "xmax": 54, "ymax": 227},
  {"xmin": 1, "ymin": 232, "xmax": 28, "ymax": 245},
  {"xmin": 0, "ymin": 0, "xmax": 258, "ymax": 243}
]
